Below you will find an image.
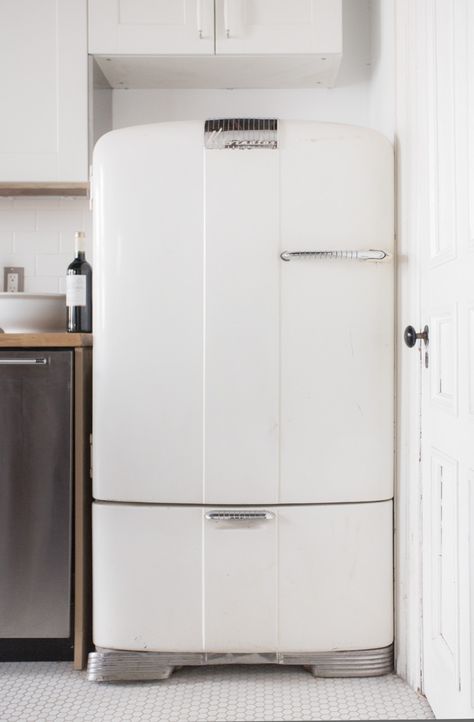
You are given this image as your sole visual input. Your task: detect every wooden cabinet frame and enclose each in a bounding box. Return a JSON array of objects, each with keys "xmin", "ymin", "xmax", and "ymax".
[{"xmin": 73, "ymin": 346, "xmax": 93, "ymax": 669}]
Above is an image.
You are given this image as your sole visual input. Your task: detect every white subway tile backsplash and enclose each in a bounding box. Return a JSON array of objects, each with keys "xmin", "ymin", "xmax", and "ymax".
[
  {"xmin": 36, "ymin": 253, "xmax": 73, "ymax": 277},
  {"xmin": 36, "ymin": 205, "xmax": 85, "ymax": 234},
  {"xmin": 1, "ymin": 254, "xmax": 36, "ymax": 278},
  {"xmin": 59, "ymin": 232, "xmax": 76, "ymax": 254},
  {"xmin": 59, "ymin": 230, "xmax": 92, "ymax": 257},
  {"xmin": 0, "ymin": 198, "xmax": 92, "ymax": 293},
  {"xmin": 59, "ymin": 197, "xmax": 85, "ymax": 209},
  {"xmin": 14, "ymin": 231, "xmax": 60, "ymax": 254},
  {"xmin": 0, "ymin": 208, "xmax": 36, "ymax": 232},
  {"xmin": 26, "ymin": 276, "xmax": 61, "ymax": 294},
  {"xmin": 0, "ymin": 231, "xmax": 13, "ymax": 255},
  {"xmin": 12, "ymin": 197, "xmax": 62, "ymax": 210}
]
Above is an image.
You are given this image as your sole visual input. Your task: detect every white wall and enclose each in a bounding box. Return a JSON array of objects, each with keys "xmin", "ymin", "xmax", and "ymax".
[
  {"xmin": 369, "ymin": 0, "xmax": 395, "ymax": 139},
  {"xmin": 113, "ymin": 86, "xmax": 370, "ymax": 130}
]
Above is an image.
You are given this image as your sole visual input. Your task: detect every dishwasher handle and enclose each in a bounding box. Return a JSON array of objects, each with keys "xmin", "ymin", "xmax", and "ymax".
[{"xmin": 0, "ymin": 358, "xmax": 49, "ymax": 365}]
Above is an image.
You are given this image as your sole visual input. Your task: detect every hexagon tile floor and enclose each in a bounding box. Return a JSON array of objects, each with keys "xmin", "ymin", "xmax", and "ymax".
[{"xmin": 0, "ymin": 663, "xmax": 434, "ymax": 722}]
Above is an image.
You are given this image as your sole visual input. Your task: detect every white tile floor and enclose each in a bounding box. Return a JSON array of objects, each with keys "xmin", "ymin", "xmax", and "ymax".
[{"xmin": 0, "ymin": 663, "xmax": 434, "ymax": 722}]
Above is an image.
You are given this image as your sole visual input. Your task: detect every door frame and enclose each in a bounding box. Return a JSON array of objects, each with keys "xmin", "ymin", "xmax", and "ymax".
[{"xmin": 394, "ymin": 0, "xmax": 424, "ymax": 693}]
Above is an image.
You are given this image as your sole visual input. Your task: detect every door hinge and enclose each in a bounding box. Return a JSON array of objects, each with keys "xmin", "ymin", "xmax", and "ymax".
[{"xmin": 89, "ymin": 433, "xmax": 93, "ymax": 479}]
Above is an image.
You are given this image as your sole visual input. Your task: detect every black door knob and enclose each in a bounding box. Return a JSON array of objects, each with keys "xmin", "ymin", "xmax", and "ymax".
[{"xmin": 404, "ymin": 325, "xmax": 429, "ymax": 348}]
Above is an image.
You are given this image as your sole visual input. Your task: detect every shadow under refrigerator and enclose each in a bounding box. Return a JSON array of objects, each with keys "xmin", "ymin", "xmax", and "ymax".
[{"xmin": 88, "ymin": 119, "xmax": 394, "ymax": 681}]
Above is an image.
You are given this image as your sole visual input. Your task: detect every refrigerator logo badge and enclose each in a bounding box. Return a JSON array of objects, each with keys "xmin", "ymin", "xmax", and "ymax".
[{"xmin": 204, "ymin": 118, "xmax": 278, "ymax": 150}]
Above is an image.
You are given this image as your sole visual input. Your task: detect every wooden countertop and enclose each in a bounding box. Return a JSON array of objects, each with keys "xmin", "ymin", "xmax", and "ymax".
[{"xmin": 0, "ymin": 333, "xmax": 92, "ymax": 347}]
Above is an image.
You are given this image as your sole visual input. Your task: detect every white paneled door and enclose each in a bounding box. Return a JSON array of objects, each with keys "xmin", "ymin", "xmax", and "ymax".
[{"xmin": 411, "ymin": 0, "xmax": 474, "ymax": 717}]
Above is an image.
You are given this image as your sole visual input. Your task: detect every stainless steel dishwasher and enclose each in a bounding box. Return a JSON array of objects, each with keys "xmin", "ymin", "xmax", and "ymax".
[{"xmin": 0, "ymin": 349, "xmax": 73, "ymax": 660}]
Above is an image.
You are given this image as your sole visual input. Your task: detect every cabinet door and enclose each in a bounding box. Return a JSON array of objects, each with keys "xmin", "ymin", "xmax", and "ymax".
[
  {"xmin": 0, "ymin": 1, "xmax": 87, "ymax": 182},
  {"xmin": 89, "ymin": 0, "xmax": 214, "ymax": 54},
  {"xmin": 215, "ymin": 0, "xmax": 342, "ymax": 55}
]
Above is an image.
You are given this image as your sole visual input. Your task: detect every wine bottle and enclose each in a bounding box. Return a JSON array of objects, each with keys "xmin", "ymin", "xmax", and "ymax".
[{"xmin": 66, "ymin": 231, "xmax": 92, "ymax": 333}]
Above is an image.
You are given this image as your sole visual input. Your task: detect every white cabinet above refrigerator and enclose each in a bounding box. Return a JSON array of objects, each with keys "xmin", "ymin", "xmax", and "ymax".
[
  {"xmin": 89, "ymin": 0, "xmax": 215, "ymax": 55},
  {"xmin": 89, "ymin": 0, "xmax": 342, "ymax": 89},
  {"xmin": 215, "ymin": 0, "xmax": 342, "ymax": 56}
]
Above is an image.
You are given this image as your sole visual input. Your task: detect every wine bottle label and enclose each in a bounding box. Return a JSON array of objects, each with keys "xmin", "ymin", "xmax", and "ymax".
[{"xmin": 66, "ymin": 275, "xmax": 87, "ymax": 307}]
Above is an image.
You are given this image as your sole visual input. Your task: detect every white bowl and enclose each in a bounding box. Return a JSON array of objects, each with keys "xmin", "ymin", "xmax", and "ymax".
[{"xmin": 0, "ymin": 292, "xmax": 67, "ymax": 333}]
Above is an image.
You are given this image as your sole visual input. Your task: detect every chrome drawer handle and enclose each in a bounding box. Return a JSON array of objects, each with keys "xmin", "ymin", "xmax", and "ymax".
[
  {"xmin": 280, "ymin": 249, "xmax": 390, "ymax": 262},
  {"xmin": 205, "ymin": 510, "xmax": 274, "ymax": 521},
  {"xmin": 0, "ymin": 358, "xmax": 48, "ymax": 365}
]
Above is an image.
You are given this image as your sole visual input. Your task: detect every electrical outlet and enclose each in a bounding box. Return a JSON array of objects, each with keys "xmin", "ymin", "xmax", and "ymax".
[
  {"xmin": 3, "ymin": 267, "xmax": 24, "ymax": 292},
  {"xmin": 7, "ymin": 273, "xmax": 18, "ymax": 292}
]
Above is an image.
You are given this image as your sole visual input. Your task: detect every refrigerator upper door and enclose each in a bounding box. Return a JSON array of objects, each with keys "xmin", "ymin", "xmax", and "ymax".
[{"xmin": 93, "ymin": 120, "xmax": 393, "ymax": 504}]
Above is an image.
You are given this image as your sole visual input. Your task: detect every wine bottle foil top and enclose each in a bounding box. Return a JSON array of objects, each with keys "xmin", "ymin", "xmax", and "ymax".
[{"xmin": 74, "ymin": 230, "xmax": 86, "ymax": 254}]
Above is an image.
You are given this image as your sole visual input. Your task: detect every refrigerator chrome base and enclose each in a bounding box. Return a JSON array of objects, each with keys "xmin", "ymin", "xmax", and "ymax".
[{"xmin": 87, "ymin": 644, "xmax": 393, "ymax": 682}]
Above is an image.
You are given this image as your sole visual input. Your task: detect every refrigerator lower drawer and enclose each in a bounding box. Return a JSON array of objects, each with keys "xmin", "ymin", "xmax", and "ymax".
[{"xmin": 93, "ymin": 501, "xmax": 393, "ymax": 654}]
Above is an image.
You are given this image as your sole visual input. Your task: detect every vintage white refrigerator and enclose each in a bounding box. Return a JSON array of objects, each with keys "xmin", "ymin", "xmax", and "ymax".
[{"xmin": 88, "ymin": 119, "xmax": 394, "ymax": 681}]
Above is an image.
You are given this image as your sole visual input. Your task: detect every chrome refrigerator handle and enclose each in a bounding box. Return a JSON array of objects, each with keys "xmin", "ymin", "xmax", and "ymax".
[{"xmin": 280, "ymin": 249, "xmax": 390, "ymax": 262}]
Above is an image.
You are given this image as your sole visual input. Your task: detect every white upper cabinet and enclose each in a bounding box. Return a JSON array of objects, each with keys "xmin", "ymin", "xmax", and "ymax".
[
  {"xmin": 89, "ymin": 0, "xmax": 342, "ymax": 87},
  {"xmin": 89, "ymin": 0, "xmax": 341, "ymax": 57},
  {"xmin": 0, "ymin": 0, "xmax": 88, "ymax": 182},
  {"xmin": 89, "ymin": 0, "xmax": 215, "ymax": 54},
  {"xmin": 215, "ymin": 0, "xmax": 342, "ymax": 55}
]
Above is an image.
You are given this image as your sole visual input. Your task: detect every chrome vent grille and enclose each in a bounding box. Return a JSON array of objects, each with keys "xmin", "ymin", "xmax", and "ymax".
[{"xmin": 204, "ymin": 118, "xmax": 278, "ymax": 150}]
